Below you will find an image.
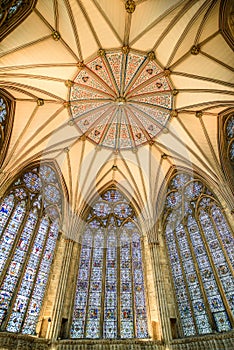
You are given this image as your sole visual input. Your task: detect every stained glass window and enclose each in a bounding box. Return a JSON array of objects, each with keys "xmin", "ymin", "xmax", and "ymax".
[
  {"xmin": 224, "ymin": 113, "xmax": 234, "ymax": 172},
  {"xmin": 0, "ymin": 90, "xmax": 15, "ymax": 166},
  {"xmin": 0, "ymin": 1, "xmax": 37, "ymax": 41},
  {"xmin": 164, "ymin": 172, "xmax": 234, "ymax": 337},
  {"xmin": 0, "ymin": 163, "xmax": 62, "ymax": 335},
  {"xmin": 70, "ymin": 188, "xmax": 148, "ymax": 339}
]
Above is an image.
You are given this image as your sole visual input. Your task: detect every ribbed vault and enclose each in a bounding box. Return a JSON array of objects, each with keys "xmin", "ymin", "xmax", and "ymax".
[{"xmin": 0, "ymin": 0, "xmax": 233, "ymax": 238}]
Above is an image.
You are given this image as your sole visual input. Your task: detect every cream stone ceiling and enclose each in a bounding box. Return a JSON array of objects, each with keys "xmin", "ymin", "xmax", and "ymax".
[{"xmin": 0, "ymin": 0, "xmax": 233, "ymax": 236}]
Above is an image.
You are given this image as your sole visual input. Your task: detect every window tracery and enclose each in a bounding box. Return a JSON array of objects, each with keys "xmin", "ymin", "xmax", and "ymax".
[
  {"xmin": 225, "ymin": 113, "xmax": 234, "ymax": 171},
  {"xmin": 0, "ymin": 90, "xmax": 15, "ymax": 166},
  {"xmin": 0, "ymin": 1, "xmax": 37, "ymax": 42},
  {"xmin": 0, "ymin": 163, "xmax": 62, "ymax": 335},
  {"xmin": 163, "ymin": 172, "xmax": 234, "ymax": 337},
  {"xmin": 70, "ymin": 188, "xmax": 148, "ymax": 339}
]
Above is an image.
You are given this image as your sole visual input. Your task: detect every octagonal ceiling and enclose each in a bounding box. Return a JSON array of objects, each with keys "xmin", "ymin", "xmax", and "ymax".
[{"xmin": 0, "ymin": 0, "xmax": 233, "ymax": 236}]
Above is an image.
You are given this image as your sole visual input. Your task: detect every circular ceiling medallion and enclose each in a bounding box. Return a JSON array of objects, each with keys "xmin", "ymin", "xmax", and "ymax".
[{"xmin": 70, "ymin": 48, "xmax": 173, "ymax": 150}]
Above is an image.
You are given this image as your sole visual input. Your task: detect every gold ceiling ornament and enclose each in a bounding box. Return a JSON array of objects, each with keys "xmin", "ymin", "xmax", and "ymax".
[
  {"xmin": 65, "ymin": 80, "xmax": 74, "ymax": 88},
  {"xmin": 63, "ymin": 101, "xmax": 71, "ymax": 108},
  {"xmin": 170, "ymin": 110, "xmax": 178, "ymax": 118},
  {"xmin": 191, "ymin": 44, "xmax": 200, "ymax": 55},
  {"xmin": 172, "ymin": 89, "xmax": 179, "ymax": 96},
  {"xmin": 164, "ymin": 69, "xmax": 171, "ymax": 77},
  {"xmin": 63, "ymin": 147, "xmax": 70, "ymax": 153},
  {"xmin": 98, "ymin": 48, "xmax": 106, "ymax": 56},
  {"xmin": 195, "ymin": 111, "xmax": 203, "ymax": 118},
  {"xmin": 122, "ymin": 46, "xmax": 130, "ymax": 55},
  {"xmin": 161, "ymin": 153, "xmax": 168, "ymax": 159},
  {"xmin": 125, "ymin": 0, "xmax": 136, "ymax": 14},
  {"xmin": 68, "ymin": 119, "xmax": 74, "ymax": 126},
  {"xmin": 76, "ymin": 61, "xmax": 85, "ymax": 69},
  {"xmin": 52, "ymin": 30, "xmax": 61, "ymax": 41},
  {"xmin": 147, "ymin": 51, "xmax": 156, "ymax": 60},
  {"xmin": 80, "ymin": 135, "xmax": 87, "ymax": 141},
  {"xmin": 37, "ymin": 98, "xmax": 44, "ymax": 106}
]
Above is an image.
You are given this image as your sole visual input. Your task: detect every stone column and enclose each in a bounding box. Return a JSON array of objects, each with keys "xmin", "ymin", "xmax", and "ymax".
[
  {"xmin": 149, "ymin": 224, "xmax": 172, "ymax": 345},
  {"xmin": 48, "ymin": 238, "xmax": 75, "ymax": 340}
]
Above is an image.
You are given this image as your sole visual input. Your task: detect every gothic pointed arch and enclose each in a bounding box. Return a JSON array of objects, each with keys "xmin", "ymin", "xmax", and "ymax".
[
  {"xmin": 220, "ymin": 0, "xmax": 234, "ymax": 50},
  {"xmin": 0, "ymin": 0, "xmax": 37, "ymax": 42},
  {"xmin": 0, "ymin": 160, "xmax": 64, "ymax": 335},
  {"xmin": 162, "ymin": 169, "xmax": 234, "ymax": 337},
  {"xmin": 218, "ymin": 109, "xmax": 234, "ymax": 191},
  {"xmin": 0, "ymin": 89, "xmax": 15, "ymax": 167},
  {"xmin": 70, "ymin": 185, "xmax": 149, "ymax": 339}
]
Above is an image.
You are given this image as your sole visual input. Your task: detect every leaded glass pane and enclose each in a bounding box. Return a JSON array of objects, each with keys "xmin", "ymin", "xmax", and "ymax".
[
  {"xmin": 0, "ymin": 164, "xmax": 62, "ymax": 334},
  {"xmin": 71, "ymin": 188, "xmax": 148, "ymax": 339},
  {"xmin": 164, "ymin": 172, "xmax": 234, "ymax": 337},
  {"xmin": 225, "ymin": 113, "xmax": 234, "ymax": 171}
]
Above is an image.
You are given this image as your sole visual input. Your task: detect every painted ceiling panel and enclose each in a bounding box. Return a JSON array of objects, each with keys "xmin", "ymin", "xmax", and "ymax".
[{"xmin": 0, "ymin": 0, "xmax": 233, "ymax": 220}]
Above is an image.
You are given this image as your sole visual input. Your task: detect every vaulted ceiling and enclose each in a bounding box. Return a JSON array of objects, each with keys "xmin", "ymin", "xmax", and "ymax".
[{"xmin": 0, "ymin": 0, "xmax": 233, "ymax": 235}]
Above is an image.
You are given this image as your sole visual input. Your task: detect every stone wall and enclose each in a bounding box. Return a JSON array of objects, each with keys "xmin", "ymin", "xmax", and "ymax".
[{"xmin": 1, "ymin": 332, "xmax": 234, "ymax": 350}]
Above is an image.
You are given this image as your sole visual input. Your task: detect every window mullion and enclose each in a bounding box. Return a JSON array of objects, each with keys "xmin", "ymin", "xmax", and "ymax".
[
  {"xmin": 0, "ymin": 196, "xmax": 16, "ymax": 240},
  {"xmin": 67, "ymin": 241, "xmax": 82, "ymax": 336},
  {"xmin": 117, "ymin": 231, "xmax": 121, "ymax": 338},
  {"xmin": 1, "ymin": 209, "xmax": 42, "ymax": 329},
  {"xmin": 100, "ymin": 229, "xmax": 107, "ymax": 338},
  {"xmin": 84, "ymin": 230, "xmax": 94, "ymax": 337},
  {"xmin": 130, "ymin": 232, "xmax": 136, "ymax": 337},
  {"xmin": 196, "ymin": 208, "xmax": 234, "ymax": 326},
  {"xmin": 20, "ymin": 219, "xmax": 52, "ymax": 332},
  {"xmin": 196, "ymin": 209, "xmax": 233, "ymax": 328},
  {"xmin": 208, "ymin": 207, "xmax": 234, "ymax": 275},
  {"xmin": 173, "ymin": 223, "xmax": 199, "ymax": 336},
  {"xmin": 0, "ymin": 200, "xmax": 28, "ymax": 285},
  {"xmin": 183, "ymin": 214, "xmax": 216, "ymax": 332}
]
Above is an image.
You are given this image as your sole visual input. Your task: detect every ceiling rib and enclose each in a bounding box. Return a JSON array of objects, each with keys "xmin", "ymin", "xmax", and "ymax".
[
  {"xmin": 166, "ymin": 0, "xmax": 212, "ymax": 67},
  {"xmin": 129, "ymin": 0, "xmax": 187, "ymax": 46},
  {"xmin": 53, "ymin": 0, "xmax": 59, "ymax": 31},
  {"xmin": 177, "ymin": 100, "xmax": 234, "ymax": 111},
  {"xmin": 168, "ymin": 30, "xmax": 219, "ymax": 70},
  {"xmin": 194, "ymin": 0, "xmax": 218, "ymax": 45},
  {"xmin": 0, "ymin": 81, "xmax": 64, "ymax": 101},
  {"xmin": 198, "ymin": 116, "xmax": 227, "ymax": 180},
  {"xmin": 76, "ymin": 0, "xmax": 102, "ymax": 48},
  {"xmin": 151, "ymin": 0, "xmax": 196, "ymax": 51},
  {"xmin": 172, "ymin": 71, "xmax": 234, "ymax": 89},
  {"xmin": 0, "ymin": 35, "xmax": 52, "ymax": 59},
  {"xmin": 63, "ymin": 0, "xmax": 83, "ymax": 61},
  {"xmin": 74, "ymin": 138, "xmax": 86, "ymax": 213},
  {"xmin": 200, "ymin": 50, "xmax": 234, "ymax": 72},
  {"xmin": 35, "ymin": 7, "xmax": 80, "ymax": 61},
  {"xmin": 92, "ymin": 0, "xmax": 122, "ymax": 45}
]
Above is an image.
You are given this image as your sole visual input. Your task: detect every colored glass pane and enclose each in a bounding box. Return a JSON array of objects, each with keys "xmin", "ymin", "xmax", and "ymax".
[
  {"xmin": 164, "ymin": 172, "xmax": 233, "ymax": 337},
  {"xmin": 225, "ymin": 113, "xmax": 234, "ymax": 170},
  {"xmin": 71, "ymin": 189, "xmax": 148, "ymax": 339},
  {"xmin": 0, "ymin": 164, "xmax": 62, "ymax": 334}
]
